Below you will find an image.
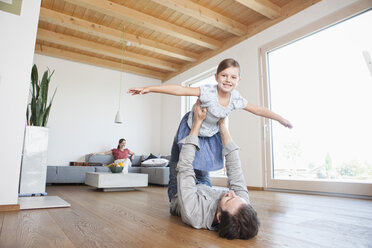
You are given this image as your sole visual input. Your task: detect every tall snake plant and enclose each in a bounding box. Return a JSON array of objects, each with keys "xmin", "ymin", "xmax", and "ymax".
[{"xmin": 26, "ymin": 64, "xmax": 57, "ymax": 127}]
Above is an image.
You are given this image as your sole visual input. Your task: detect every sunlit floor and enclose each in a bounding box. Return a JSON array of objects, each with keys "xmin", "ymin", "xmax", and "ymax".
[{"xmin": 1, "ymin": 185, "xmax": 371, "ymax": 248}]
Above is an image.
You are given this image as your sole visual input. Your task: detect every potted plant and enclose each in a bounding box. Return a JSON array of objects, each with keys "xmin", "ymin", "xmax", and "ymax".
[
  {"xmin": 19, "ymin": 64, "xmax": 57, "ymax": 195},
  {"xmin": 26, "ymin": 64, "xmax": 56, "ymax": 127}
]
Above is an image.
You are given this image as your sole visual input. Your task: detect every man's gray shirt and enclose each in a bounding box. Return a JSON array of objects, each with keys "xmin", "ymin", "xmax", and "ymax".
[{"xmin": 170, "ymin": 135, "xmax": 250, "ymax": 230}]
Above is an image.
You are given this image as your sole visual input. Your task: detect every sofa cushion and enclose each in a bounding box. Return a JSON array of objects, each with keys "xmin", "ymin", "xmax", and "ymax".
[
  {"xmin": 143, "ymin": 153, "xmax": 159, "ymax": 161},
  {"xmin": 46, "ymin": 166, "xmax": 58, "ymax": 183},
  {"xmin": 58, "ymin": 166, "xmax": 95, "ymax": 183},
  {"xmin": 141, "ymin": 158, "xmax": 169, "ymax": 167},
  {"xmin": 94, "ymin": 166, "xmax": 110, "ymax": 172},
  {"xmin": 161, "ymin": 155, "xmax": 171, "ymax": 161},
  {"xmin": 129, "ymin": 167, "xmax": 141, "ymax": 173},
  {"xmin": 131, "ymin": 155, "xmax": 143, "ymax": 166},
  {"xmin": 141, "ymin": 167, "xmax": 169, "ymax": 185},
  {"xmin": 85, "ymin": 154, "xmax": 114, "ymax": 165}
]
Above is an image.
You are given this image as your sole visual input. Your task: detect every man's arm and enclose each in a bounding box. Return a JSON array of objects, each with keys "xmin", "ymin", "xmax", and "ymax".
[
  {"xmin": 177, "ymin": 101, "xmax": 207, "ymax": 225},
  {"xmin": 219, "ymin": 119, "xmax": 250, "ymax": 203}
]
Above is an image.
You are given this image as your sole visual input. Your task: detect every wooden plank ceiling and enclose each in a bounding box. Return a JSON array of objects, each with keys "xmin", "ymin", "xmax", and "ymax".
[{"xmin": 35, "ymin": 0, "xmax": 320, "ymax": 82}]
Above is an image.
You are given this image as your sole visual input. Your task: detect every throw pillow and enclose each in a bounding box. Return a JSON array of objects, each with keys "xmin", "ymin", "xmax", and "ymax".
[
  {"xmin": 141, "ymin": 158, "xmax": 169, "ymax": 167},
  {"xmin": 131, "ymin": 155, "xmax": 142, "ymax": 166},
  {"xmin": 143, "ymin": 153, "xmax": 158, "ymax": 161}
]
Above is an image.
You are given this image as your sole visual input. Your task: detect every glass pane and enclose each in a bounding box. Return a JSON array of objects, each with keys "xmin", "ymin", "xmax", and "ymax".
[{"xmin": 267, "ymin": 10, "xmax": 372, "ymax": 183}]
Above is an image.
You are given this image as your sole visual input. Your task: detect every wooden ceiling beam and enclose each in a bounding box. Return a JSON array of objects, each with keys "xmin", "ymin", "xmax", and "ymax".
[
  {"xmin": 37, "ymin": 28, "xmax": 180, "ymax": 72},
  {"xmin": 150, "ymin": 0, "xmax": 247, "ymax": 36},
  {"xmin": 163, "ymin": 0, "xmax": 320, "ymax": 82},
  {"xmin": 39, "ymin": 7, "xmax": 198, "ymax": 62},
  {"xmin": 64, "ymin": 0, "xmax": 222, "ymax": 50},
  {"xmin": 235, "ymin": 0, "xmax": 281, "ymax": 19},
  {"xmin": 35, "ymin": 44, "xmax": 165, "ymax": 80}
]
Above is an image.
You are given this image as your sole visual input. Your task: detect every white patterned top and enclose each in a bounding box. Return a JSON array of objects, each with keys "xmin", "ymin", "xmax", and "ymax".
[{"xmin": 187, "ymin": 84, "xmax": 248, "ymax": 137}]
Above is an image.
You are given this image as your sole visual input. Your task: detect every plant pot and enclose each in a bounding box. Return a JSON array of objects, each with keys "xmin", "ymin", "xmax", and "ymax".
[{"xmin": 19, "ymin": 126, "xmax": 49, "ymax": 195}]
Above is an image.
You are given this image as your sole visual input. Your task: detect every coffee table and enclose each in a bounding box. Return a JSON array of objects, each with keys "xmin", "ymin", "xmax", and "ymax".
[{"xmin": 85, "ymin": 172, "xmax": 148, "ymax": 191}]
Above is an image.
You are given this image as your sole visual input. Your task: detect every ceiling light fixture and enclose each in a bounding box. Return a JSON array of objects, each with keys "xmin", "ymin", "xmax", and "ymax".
[{"xmin": 115, "ymin": 26, "xmax": 128, "ymax": 124}]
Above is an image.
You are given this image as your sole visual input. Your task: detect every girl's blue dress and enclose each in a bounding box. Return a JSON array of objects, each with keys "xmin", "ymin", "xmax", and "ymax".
[{"xmin": 176, "ymin": 112, "xmax": 223, "ymax": 171}]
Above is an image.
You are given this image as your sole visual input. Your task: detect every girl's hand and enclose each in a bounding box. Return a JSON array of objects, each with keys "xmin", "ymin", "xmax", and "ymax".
[
  {"xmin": 279, "ymin": 118, "xmax": 293, "ymax": 129},
  {"xmin": 127, "ymin": 87, "xmax": 150, "ymax": 95}
]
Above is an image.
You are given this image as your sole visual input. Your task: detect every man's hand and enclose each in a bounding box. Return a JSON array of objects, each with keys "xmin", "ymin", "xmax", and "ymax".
[
  {"xmin": 189, "ymin": 99, "xmax": 207, "ymax": 136},
  {"xmin": 193, "ymin": 99, "xmax": 207, "ymax": 124}
]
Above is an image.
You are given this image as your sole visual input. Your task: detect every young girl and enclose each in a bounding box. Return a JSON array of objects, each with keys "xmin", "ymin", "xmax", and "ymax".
[
  {"xmin": 129, "ymin": 58, "xmax": 292, "ymax": 167},
  {"xmin": 129, "ymin": 58, "xmax": 292, "ymax": 200},
  {"xmin": 128, "ymin": 59, "xmax": 292, "ymax": 171}
]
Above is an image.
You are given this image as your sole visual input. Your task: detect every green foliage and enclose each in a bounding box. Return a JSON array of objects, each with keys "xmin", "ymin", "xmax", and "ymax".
[
  {"xmin": 337, "ymin": 161, "xmax": 364, "ymax": 177},
  {"xmin": 324, "ymin": 153, "xmax": 332, "ymax": 171},
  {"xmin": 282, "ymin": 142, "xmax": 302, "ymax": 161},
  {"xmin": 26, "ymin": 64, "xmax": 57, "ymax": 127}
]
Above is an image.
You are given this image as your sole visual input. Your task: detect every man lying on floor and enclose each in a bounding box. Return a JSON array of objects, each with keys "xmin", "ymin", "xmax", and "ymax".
[{"xmin": 169, "ymin": 100, "xmax": 260, "ymax": 239}]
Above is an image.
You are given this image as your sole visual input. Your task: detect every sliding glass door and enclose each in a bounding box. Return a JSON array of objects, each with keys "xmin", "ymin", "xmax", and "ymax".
[{"xmin": 261, "ymin": 4, "xmax": 372, "ymax": 195}]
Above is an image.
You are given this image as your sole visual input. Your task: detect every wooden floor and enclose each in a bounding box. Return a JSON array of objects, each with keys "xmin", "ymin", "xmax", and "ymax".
[{"xmin": 1, "ymin": 185, "xmax": 371, "ymax": 248}]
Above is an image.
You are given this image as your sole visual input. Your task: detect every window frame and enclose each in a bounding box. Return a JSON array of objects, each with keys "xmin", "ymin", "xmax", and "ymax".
[{"xmin": 259, "ymin": 1, "xmax": 372, "ymax": 196}]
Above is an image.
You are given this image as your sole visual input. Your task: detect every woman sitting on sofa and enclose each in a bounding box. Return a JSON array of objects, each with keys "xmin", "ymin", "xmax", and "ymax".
[{"xmin": 91, "ymin": 138, "xmax": 135, "ymax": 173}]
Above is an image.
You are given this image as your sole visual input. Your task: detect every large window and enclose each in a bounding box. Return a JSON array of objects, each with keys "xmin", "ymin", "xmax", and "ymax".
[{"xmin": 261, "ymin": 5, "xmax": 372, "ymax": 195}]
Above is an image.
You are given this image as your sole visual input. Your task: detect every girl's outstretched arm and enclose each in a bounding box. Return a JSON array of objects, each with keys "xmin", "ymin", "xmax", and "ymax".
[
  {"xmin": 244, "ymin": 103, "xmax": 293, "ymax": 128},
  {"xmin": 128, "ymin": 84, "xmax": 200, "ymax": 97}
]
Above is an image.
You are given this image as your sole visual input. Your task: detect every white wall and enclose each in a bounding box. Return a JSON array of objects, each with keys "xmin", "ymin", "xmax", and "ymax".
[
  {"xmin": 33, "ymin": 54, "xmax": 163, "ymax": 165},
  {"xmin": 160, "ymin": 0, "xmax": 360, "ymax": 187},
  {"xmin": 0, "ymin": 1, "xmax": 41, "ymax": 205}
]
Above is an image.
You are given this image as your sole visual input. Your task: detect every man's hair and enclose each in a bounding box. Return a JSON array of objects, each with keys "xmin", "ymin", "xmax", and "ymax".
[{"xmin": 217, "ymin": 204, "xmax": 259, "ymax": 240}]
